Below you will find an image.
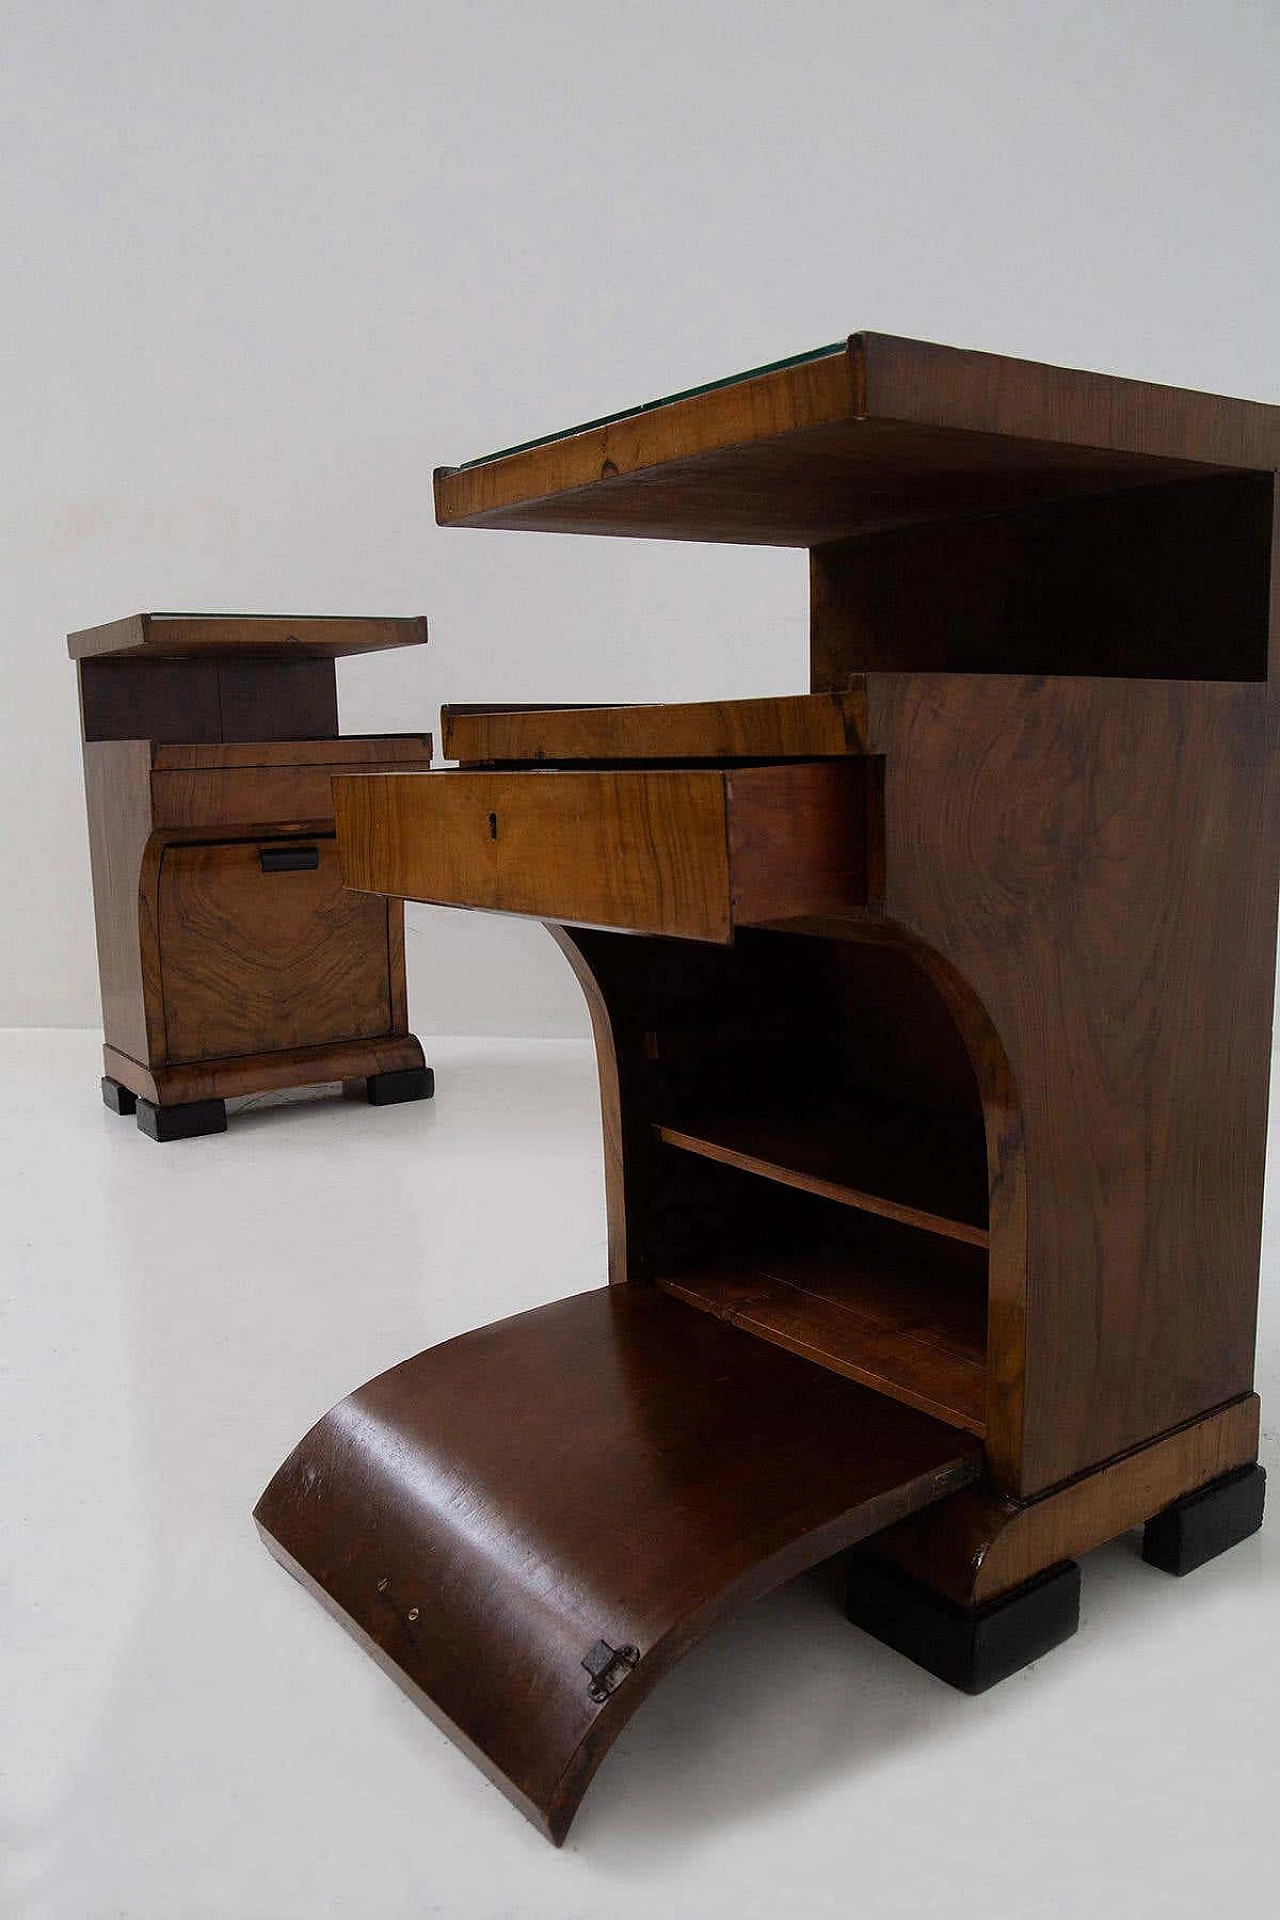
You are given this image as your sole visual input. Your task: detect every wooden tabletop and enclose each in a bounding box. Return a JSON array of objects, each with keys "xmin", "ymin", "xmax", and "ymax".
[
  {"xmin": 434, "ymin": 333, "xmax": 1280, "ymax": 546},
  {"xmin": 67, "ymin": 612, "xmax": 428, "ymax": 661}
]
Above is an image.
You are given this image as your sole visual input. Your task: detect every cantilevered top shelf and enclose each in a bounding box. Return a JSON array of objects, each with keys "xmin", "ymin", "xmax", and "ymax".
[
  {"xmin": 434, "ymin": 333, "xmax": 1280, "ymax": 547},
  {"xmin": 67, "ymin": 612, "xmax": 428, "ymax": 662}
]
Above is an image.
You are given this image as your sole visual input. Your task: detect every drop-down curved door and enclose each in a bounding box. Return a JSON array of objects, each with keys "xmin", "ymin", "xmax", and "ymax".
[{"xmin": 255, "ymin": 1286, "xmax": 981, "ymax": 1843}]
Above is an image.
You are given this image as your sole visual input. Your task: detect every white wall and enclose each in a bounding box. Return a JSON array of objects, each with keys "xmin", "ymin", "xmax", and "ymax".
[{"xmin": 3, "ymin": 1, "xmax": 1276, "ymax": 1035}]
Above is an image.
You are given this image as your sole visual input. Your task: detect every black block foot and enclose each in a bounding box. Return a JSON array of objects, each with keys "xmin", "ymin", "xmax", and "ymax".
[
  {"xmin": 366, "ymin": 1066, "xmax": 435, "ymax": 1107},
  {"xmin": 135, "ymin": 1097, "xmax": 228, "ymax": 1142},
  {"xmin": 847, "ymin": 1554, "xmax": 1081, "ymax": 1695},
  {"xmin": 1142, "ymin": 1464, "xmax": 1265, "ymax": 1576},
  {"xmin": 101, "ymin": 1076, "xmax": 137, "ymax": 1116}
]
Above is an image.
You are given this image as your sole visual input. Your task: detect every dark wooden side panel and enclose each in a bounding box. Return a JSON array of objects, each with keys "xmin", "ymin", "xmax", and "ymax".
[
  {"xmin": 79, "ymin": 659, "xmax": 224, "ymax": 743},
  {"xmin": 255, "ymin": 1286, "xmax": 981, "ymax": 1844},
  {"xmin": 81, "ymin": 739, "xmax": 163, "ymax": 1063},
  {"xmin": 861, "ymin": 672, "xmax": 1280, "ymax": 1494},
  {"xmin": 216, "ymin": 659, "xmax": 338, "ymax": 740},
  {"xmin": 811, "ymin": 473, "xmax": 1273, "ymax": 683},
  {"xmin": 77, "ymin": 656, "xmax": 339, "ymax": 741}
]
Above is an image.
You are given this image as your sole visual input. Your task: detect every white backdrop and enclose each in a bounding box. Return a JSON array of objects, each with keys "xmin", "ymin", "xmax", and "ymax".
[{"xmin": 4, "ymin": 0, "xmax": 1277, "ymax": 1035}]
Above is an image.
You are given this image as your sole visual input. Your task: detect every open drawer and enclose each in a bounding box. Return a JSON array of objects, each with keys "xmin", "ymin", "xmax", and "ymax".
[
  {"xmin": 255, "ymin": 1284, "xmax": 981, "ymax": 1844},
  {"xmin": 333, "ymin": 761, "xmax": 872, "ymax": 941}
]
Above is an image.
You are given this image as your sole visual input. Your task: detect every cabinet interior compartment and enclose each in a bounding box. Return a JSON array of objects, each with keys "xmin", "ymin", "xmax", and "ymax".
[
  {"xmin": 589, "ymin": 927, "xmax": 992, "ymax": 1435},
  {"xmin": 811, "ymin": 471, "xmax": 1274, "ymax": 683}
]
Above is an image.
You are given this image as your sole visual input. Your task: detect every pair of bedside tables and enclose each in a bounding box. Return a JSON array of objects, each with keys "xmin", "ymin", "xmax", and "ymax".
[{"xmin": 74, "ymin": 334, "xmax": 1277, "ymax": 1845}]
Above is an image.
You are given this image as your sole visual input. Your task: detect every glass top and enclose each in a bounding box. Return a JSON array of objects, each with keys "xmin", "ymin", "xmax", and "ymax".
[{"xmin": 456, "ymin": 341, "xmax": 846, "ymax": 470}]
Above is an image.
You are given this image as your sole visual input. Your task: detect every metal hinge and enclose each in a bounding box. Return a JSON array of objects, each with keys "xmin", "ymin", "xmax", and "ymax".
[{"xmin": 582, "ymin": 1639, "xmax": 639, "ymax": 1703}]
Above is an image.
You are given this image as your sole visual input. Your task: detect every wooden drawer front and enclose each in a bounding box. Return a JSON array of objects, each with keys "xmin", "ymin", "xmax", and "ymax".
[
  {"xmin": 151, "ymin": 747, "xmax": 435, "ymax": 832},
  {"xmin": 335, "ymin": 762, "xmax": 869, "ymax": 942},
  {"xmin": 159, "ymin": 838, "xmax": 392, "ymax": 1063}
]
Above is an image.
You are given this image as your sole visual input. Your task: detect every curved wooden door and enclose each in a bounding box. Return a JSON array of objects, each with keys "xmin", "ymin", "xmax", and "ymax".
[{"xmin": 255, "ymin": 1286, "xmax": 981, "ymax": 1843}]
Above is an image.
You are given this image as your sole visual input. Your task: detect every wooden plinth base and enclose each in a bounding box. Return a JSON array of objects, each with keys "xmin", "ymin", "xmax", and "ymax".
[
  {"xmin": 847, "ymin": 1553, "xmax": 1081, "ymax": 1693},
  {"xmin": 1142, "ymin": 1463, "xmax": 1266, "ymax": 1576},
  {"xmin": 101, "ymin": 1076, "xmax": 137, "ymax": 1116},
  {"xmin": 136, "ymin": 1095, "xmax": 227, "ymax": 1142},
  {"xmin": 101, "ymin": 1034, "xmax": 429, "ymax": 1116},
  {"xmin": 366, "ymin": 1065, "xmax": 435, "ymax": 1106},
  {"xmin": 860, "ymin": 1395, "xmax": 1261, "ymax": 1608}
]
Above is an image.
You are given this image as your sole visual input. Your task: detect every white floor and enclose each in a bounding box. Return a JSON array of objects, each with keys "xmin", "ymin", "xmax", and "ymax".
[{"xmin": 4, "ymin": 1029, "xmax": 1279, "ymax": 1920}]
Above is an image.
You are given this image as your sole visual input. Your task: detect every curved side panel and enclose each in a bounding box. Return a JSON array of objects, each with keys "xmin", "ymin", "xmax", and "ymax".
[
  {"xmin": 255, "ymin": 1287, "xmax": 981, "ymax": 1843},
  {"xmin": 806, "ymin": 916, "xmax": 1028, "ymax": 1490},
  {"xmin": 544, "ymin": 923, "xmax": 629, "ymax": 1285}
]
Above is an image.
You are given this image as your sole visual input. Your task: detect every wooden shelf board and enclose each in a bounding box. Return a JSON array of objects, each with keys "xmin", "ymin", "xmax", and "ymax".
[
  {"xmin": 68, "ymin": 613, "xmax": 428, "ymax": 662},
  {"xmin": 442, "ymin": 691, "xmax": 867, "ymax": 765},
  {"xmin": 433, "ymin": 333, "xmax": 1271, "ymax": 546},
  {"xmin": 656, "ymin": 1112, "xmax": 989, "ymax": 1248},
  {"xmin": 658, "ymin": 1246, "xmax": 987, "ymax": 1435}
]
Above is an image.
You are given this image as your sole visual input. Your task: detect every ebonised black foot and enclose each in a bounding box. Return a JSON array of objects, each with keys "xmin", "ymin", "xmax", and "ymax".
[
  {"xmin": 1142, "ymin": 1463, "xmax": 1265, "ymax": 1576},
  {"xmin": 366, "ymin": 1066, "xmax": 435, "ymax": 1107},
  {"xmin": 101, "ymin": 1076, "xmax": 137, "ymax": 1116},
  {"xmin": 846, "ymin": 1553, "xmax": 1081, "ymax": 1694},
  {"xmin": 135, "ymin": 1096, "xmax": 228, "ymax": 1142}
]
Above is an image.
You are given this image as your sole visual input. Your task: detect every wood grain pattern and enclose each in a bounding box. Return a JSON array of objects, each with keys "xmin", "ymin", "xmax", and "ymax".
[
  {"xmin": 443, "ymin": 691, "xmax": 867, "ymax": 763},
  {"xmin": 153, "ymin": 735, "xmax": 431, "ymax": 771},
  {"xmin": 151, "ymin": 761, "xmax": 427, "ymax": 831},
  {"xmin": 859, "ymin": 333, "xmax": 1280, "ymax": 470},
  {"xmin": 68, "ymin": 612, "xmax": 427, "ymax": 661},
  {"xmin": 854, "ymin": 672, "xmax": 1280, "ymax": 1494},
  {"xmin": 334, "ymin": 763, "xmax": 869, "ymax": 941},
  {"xmin": 433, "ymin": 334, "xmax": 1277, "ymax": 545},
  {"xmin": 157, "ymin": 840, "xmax": 392, "ymax": 1062},
  {"xmin": 659, "ymin": 1240, "xmax": 987, "ymax": 1434},
  {"xmin": 254, "ymin": 1285, "xmax": 982, "ymax": 1844}
]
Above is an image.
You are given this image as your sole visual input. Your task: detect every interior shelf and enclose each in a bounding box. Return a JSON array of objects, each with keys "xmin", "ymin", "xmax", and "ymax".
[
  {"xmin": 657, "ymin": 1229, "xmax": 987, "ymax": 1435},
  {"xmin": 569, "ymin": 923, "xmax": 993, "ymax": 1440},
  {"xmin": 655, "ymin": 1107, "xmax": 989, "ymax": 1248}
]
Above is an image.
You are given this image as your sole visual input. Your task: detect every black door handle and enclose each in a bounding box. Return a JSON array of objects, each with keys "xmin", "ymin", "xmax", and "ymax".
[{"xmin": 260, "ymin": 844, "xmax": 320, "ymax": 873}]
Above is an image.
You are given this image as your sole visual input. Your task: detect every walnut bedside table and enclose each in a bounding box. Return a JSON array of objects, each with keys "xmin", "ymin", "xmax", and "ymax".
[
  {"xmin": 69, "ymin": 612, "xmax": 435, "ymax": 1140},
  {"xmin": 256, "ymin": 338, "xmax": 1277, "ymax": 1839}
]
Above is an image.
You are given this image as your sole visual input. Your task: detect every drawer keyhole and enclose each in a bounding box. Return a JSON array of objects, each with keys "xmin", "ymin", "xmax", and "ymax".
[{"xmin": 488, "ymin": 811, "xmax": 498, "ymax": 841}]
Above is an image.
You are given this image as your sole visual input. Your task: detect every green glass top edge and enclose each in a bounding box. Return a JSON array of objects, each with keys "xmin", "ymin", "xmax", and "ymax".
[{"xmin": 454, "ymin": 340, "xmax": 848, "ymax": 472}]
